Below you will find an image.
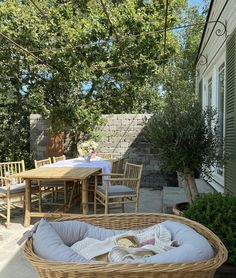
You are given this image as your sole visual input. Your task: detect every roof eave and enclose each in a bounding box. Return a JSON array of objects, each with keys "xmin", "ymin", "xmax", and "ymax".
[{"xmin": 195, "ymin": 0, "xmax": 215, "ymax": 66}]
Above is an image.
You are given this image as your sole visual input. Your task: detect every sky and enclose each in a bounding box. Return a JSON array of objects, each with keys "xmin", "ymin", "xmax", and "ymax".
[
  {"xmin": 189, "ymin": 0, "xmax": 205, "ymax": 5},
  {"xmin": 188, "ymin": 0, "xmax": 210, "ymax": 13}
]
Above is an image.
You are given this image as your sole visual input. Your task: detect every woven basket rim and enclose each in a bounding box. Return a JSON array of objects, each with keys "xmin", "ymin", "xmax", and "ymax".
[{"xmin": 24, "ymin": 213, "xmax": 228, "ymax": 274}]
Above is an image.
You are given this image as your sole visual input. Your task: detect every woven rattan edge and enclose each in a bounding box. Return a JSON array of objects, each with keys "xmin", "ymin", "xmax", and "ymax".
[{"xmin": 24, "ymin": 213, "xmax": 228, "ymax": 275}]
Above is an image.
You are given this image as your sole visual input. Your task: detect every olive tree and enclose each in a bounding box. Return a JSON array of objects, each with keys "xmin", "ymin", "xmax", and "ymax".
[{"xmin": 146, "ymin": 98, "xmax": 221, "ymax": 203}]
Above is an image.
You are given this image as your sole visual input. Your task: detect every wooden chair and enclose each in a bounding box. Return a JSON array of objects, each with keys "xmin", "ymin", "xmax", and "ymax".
[
  {"xmin": 94, "ymin": 162, "xmax": 143, "ymax": 214},
  {"xmin": 52, "ymin": 155, "xmax": 66, "ymax": 163},
  {"xmin": 87, "ymin": 158, "xmax": 125, "ymax": 206},
  {"xmin": 111, "ymin": 158, "xmax": 125, "ymax": 174},
  {"xmin": 96, "ymin": 153, "xmax": 113, "ymax": 159},
  {"xmin": 0, "ymin": 160, "xmax": 37, "ymax": 227},
  {"xmin": 51, "ymin": 155, "xmax": 75, "ymax": 208},
  {"xmin": 34, "ymin": 158, "xmax": 67, "ymax": 212},
  {"xmin": 34, "ymin": 158, "xmax": 51, "ymax": 168}
]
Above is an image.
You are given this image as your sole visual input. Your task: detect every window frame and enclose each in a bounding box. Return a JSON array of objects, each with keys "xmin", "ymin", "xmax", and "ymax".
[
  {"xmin": 215, "ymin": 62, "xmax": 225, "ymax": 179},
  {"xmin": 201, "ymin": 53, "xmax": 225, "ymax": 188}
]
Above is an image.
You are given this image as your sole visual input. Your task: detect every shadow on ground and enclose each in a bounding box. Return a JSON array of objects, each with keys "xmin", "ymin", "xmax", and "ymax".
[{"xmin": 0, "ymin": 187, "xmax": 163, "ymax": 278}]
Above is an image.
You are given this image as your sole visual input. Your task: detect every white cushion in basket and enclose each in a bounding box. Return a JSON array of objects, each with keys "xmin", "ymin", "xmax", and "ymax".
[
  {"xmin": 33, "ymin": 219, "xmax": 126, "ymax": 262},
  {"xmin": 128, "ymin": 220, "xmax": 214, "ymax": 263},
  {"xmin": 50, "ymin": 220, "xmax": 126, "ymax": 245},
  {"xmin": 32, "ymin": 219, "xmax": 88, "ymax": 262},
  {"xmin": 32, "ymin": 219, "xmax": 214, "ymax": 264}
]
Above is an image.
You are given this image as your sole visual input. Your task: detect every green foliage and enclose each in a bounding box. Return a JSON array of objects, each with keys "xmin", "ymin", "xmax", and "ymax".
[
  {"xmin": 49, "ymin": 98, "xmax": 106, "ymax": 156},
  {"xmin": 161, "ymin": 4, "xmax": 205, "ymax": 99},
  {"xmin": 145, "ymin": 98, "xmax": 221, "ymax": 175},
  {"xmin": 0, "ymin": 0, "xmax": 206, "ymax": 162},
  {"xmin": 183, "ymin": 193, "xmax": 236, "ymax": 265},
  {"xmin": 0, "ymin": 0, "xmax": 187, "ymax": 114},
  {"xmin": 0, "ymin": 91, "xmax": 32, "ymax": 168}
]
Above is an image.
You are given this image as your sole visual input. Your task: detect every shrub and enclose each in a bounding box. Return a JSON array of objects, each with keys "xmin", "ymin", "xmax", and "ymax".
[{"xmin": 183, "ymin": 193, "xmax": 236, "ymax": 265}]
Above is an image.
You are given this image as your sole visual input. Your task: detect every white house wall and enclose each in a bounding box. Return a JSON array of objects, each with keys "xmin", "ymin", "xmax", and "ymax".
[
  {"xmin": 196, "ymin": 0, "xmax": 236, "ymax": 191},
  {"xmin": 197, "ymin": 0, "xmax": 236, "ymax": 79}
]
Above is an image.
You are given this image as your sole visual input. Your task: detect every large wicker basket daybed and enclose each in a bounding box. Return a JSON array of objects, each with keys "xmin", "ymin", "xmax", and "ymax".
[{"xmin": 24, "ymin": 213, "xmax": 227, "ymax": 278}]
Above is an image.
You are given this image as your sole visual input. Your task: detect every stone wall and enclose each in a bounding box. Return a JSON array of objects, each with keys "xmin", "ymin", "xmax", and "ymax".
[
  {"xmin": 30, "ymin": 114, "xmax": 48, "ymax": 160},
  {"xmin": 96, "ymin": 114, "xmax": 164, "ymax": 187},
  {"xmin": 30, "ymin": 114, "xmax": 178, "ymax": 188}
]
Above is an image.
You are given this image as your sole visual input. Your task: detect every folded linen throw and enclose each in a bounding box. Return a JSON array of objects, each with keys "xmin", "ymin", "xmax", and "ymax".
[
  {"xmin": 71, "ymin": 224, "xmax": 178, "ymax": 262},
  {"xmin": 108, "ymin": 245, "xmax": 161, "ymax": 262}
]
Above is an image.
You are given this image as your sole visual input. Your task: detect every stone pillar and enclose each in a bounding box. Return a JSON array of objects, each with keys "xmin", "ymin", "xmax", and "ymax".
[{"xmin": 30, "ymin": 114, "xmax": 48, "ymax": 160}]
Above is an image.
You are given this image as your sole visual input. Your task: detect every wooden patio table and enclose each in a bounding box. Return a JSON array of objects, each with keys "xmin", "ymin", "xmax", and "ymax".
[{"xmin": 14, "ymin": 166, "xmax": 101, "ymax": 227}]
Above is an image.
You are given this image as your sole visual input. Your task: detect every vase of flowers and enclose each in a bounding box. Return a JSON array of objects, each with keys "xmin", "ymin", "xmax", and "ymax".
[{"xmin": 77, "ymin": 140, "xmax": 98, "ymax": 162}]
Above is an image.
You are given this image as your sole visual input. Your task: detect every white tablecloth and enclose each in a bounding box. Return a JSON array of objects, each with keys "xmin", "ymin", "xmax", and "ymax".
[{"xmin": 44, "ymin": 158, "xmax": 112, "ymax": 176}]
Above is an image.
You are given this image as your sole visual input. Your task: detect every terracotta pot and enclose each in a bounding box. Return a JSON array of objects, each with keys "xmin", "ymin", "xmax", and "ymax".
[{"xmin": 172, "ymin": 202, "xmax": 189, "ymax": 216}]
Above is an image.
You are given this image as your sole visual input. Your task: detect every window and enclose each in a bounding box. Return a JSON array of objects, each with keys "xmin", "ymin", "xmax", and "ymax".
[
  {"xmin": 198, "ymin": 79, "xmax": 203, "ymax": 106},
  {"xmin": 207, "ymin": 77, "xmax": 212, "ymax": 107},
  {"xmin": 216, "ymin": 63, "xmax": 225, "ymax": 177}
]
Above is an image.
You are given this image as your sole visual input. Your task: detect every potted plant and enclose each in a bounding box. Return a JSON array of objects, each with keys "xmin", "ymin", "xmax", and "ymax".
[
  {"xmin": 146, "ymin": 98, "xmax": 221, "ymax": 205},
  {"xmin": 183, "ymin": 193, "xmax": 236, "ymax": 277}
]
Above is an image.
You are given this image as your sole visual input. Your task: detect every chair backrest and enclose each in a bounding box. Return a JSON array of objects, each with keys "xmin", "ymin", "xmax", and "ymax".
[
  {"xmin": 111, "ymin": 158, "xmax": 125, "ymax": 174},
  {"xmin": 96, "ymin": 152, "xmax": 113, "ymax": 160},
  {"xmin": 52, "ymin": 155, "xmax": 66, "ymax": 163},
  {"xmin": 123, "ymin": 162, "xmax": 143, "ymax": 190},
  {"xmin": 0, "ymin": 160, "xmax": 25, "ymax": 186},
  {"xmin": 34, "ymin": 158, "xmax": 51, "ymax": 168}
]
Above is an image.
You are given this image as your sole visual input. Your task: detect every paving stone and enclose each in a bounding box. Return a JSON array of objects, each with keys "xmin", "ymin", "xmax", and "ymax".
[
  {"xmin": 162, "ymin": 179, "xmax": 215, "ymax": 213},
  {"xmin": 0, "ymin": 187, "xmax": 163, "ymax": 277},
  {"xmin": 0, "ymin": 181, "xmax": 215, "ymax": 277}
]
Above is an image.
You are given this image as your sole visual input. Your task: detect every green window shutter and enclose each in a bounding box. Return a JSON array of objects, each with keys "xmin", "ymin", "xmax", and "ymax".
[
  {"xmin": 225, "ymin": 29, "xmax": 236, "ymax": 195},
  {"xmin": 198, "ymin": 79, "xmax": 203, "ymax": 106}
]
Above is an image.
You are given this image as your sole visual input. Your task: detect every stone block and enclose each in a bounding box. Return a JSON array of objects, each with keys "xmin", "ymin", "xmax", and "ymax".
[
  {"xmin": 120, "ymin": 142, "xmax": 129, "ymax": 148},
  {"xmin": 36, "ymin": 146, "xmax": 47, "ymax": 152}
]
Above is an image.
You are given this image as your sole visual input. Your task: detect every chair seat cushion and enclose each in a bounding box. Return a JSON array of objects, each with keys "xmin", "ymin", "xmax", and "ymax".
[
  {"xmin": 0, "ymin": 183, "xmax": 25, "ymax": 194},
  {"xmin": 0, "ymin": 182, "xmax": 38, "ymax": 194},
  {"xmin": 98, "ymin": 185, "xmax": 135, "ymax": 196}
]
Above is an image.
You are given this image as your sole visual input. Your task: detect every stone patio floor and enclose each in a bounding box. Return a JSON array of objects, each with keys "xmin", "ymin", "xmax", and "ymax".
[{"xmin": 0, "ymin": 180, "xmax": 214, "ymax": 278}]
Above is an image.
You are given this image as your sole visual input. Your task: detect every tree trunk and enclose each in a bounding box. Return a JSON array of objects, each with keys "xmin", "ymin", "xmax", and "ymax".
[
  {"xmin": 187, "ymin": 173, "xmax": 198, "ymax": 201},
  {"xmin": 177, "ymin": 171, "xmax": 192, "ymax": 203},
  {"xmin": 184, "ymin": 168, "xmax": 198, "ymax": 203}
]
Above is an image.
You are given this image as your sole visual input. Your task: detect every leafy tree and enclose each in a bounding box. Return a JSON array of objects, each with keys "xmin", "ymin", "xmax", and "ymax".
[
  {"xmin": 0, "ymin": 79, "xmax": 31, "ymax": 166},
  {"xmin": 160, "ymin": 4, "xmax": 206, "ymax": 101},
  {"xmin": 0, "ymin": 0, "xmax": 206, "ymax": 160}
]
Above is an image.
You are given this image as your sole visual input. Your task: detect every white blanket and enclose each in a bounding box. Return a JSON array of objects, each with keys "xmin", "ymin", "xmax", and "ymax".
[
  {"xmin": 71, "ymin": 224, "xmax": 178, "ymax": 262},
  {"xmin": 44, "ymin": 158, "xmax": 112, "ymax": 176}
]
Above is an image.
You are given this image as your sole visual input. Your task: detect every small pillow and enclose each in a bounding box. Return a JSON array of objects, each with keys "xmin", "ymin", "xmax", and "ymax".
[{"xmin": 32, "ymin": 219, "xmax": 88, "ymax": 262}]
